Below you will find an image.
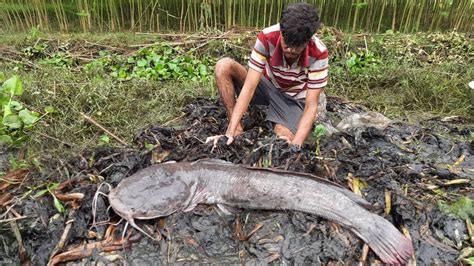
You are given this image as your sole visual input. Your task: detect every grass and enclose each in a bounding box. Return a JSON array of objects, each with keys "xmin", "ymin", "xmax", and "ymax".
[
  {"xmin": 324, "ymin": 31, "xmax": 473, "ymax": 118},
  {"xmin": 0, "ymin": 30, "xmax": 472, "ymax": 158},
  {"xmin": 1, "ymin": 66, "xmax": 215, "ymax": 157}
]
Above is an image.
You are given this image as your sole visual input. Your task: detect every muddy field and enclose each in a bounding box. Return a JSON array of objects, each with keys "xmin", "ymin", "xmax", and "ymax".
[{"xmin": 1, "ymin": 97, "xmax": 473, "ymax": 265}]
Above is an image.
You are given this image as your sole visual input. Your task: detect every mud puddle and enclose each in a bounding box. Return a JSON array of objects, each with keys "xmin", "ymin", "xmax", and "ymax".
[{"xmin": 1, "ymin": 97, "xmax": 472, "ymax": 265}]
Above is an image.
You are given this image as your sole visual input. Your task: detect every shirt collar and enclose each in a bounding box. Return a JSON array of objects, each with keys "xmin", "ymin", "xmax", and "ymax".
[{"xmin": 270, "ymin": 33, "xmax": 310, "ymax": 68}]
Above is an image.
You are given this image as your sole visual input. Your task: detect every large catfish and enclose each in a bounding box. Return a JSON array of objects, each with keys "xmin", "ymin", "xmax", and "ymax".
[{"xmin": 107, "ymin": 159, "xmax": 413, "ymax": 264}]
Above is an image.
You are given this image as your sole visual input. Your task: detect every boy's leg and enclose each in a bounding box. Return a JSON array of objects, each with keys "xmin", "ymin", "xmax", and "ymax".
[
  {"xmin": 214, "ymin": 57, "xmax": 248, "ymax": 135},
  {"xmin": 215, "ymin": 57, "xmax": 270, "ymax": 134}
]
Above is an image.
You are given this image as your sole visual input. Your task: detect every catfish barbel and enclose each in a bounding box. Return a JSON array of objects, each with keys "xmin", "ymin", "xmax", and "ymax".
[{"xmin": 107, "ymin": 159, "xmax": 413, "ymax": 264}]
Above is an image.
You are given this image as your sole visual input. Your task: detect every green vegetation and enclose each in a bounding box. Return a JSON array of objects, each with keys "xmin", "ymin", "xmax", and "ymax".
[
  {"xmin": 0, "ymin": 0, "xmax": 472, "ymax": 33},
  {"xmin": 0, "ymin": 74, "xmax": 44, "ymax": 146},
  {"xmin": 438, "ymin": 196, "xmax": 473, "ymax": 220},
  {"xmin": 33, "ymin": 182, "xmax": 65, "ymax": 214},
  {"xmin": 84, "ymin": 45, "xmax": 213, "ymax": 81},
  {"xmin": 0, "ymin": 30, "xmax": 471, "ymax": 158},
  {"xmin": 312, "ymin": 124, "xmax": 326, "ymax": 156},
  {"xmin": 326, "ymin": 31, "xmax": 472, "ymax": 117}
]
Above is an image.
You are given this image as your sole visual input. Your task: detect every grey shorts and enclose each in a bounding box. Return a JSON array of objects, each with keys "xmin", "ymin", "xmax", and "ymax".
[{"xmin": 236, "ymin": 77, "xmax": 325, "ymax": 134}]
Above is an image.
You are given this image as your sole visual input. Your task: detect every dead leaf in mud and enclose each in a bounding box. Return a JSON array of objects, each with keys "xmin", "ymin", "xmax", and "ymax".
[
  {"xmin": 360, "ymin": 244, "xmax": 369, "ymax": 263},
  {"xmin": 466, "ymin": 218, "xmax": 474, "ymax": 246},
  {"xmin": 0, "ymin": 169, "xmax": 28, "ymax": 191},
  {"xmin": 444, "ymin": 179, "xmax": 470, "ymax": 186},
  {"xmin": 304, "ymin": 223, "xmax": 317, "ymax": 235},
  {"xmin": 401, "ymin": 225, "xmax": 417, "ymax": 265},
  {"xmin": 151, "ymin": 149, "xmax": 171, "ymax": 164},
  {"xmin": 459, "ymin": 247, "xmax": 474, "ymax": 259},
  {"xmin": 49, "ymin": 239, "xmax": 132, "ymax": 265},
  {"xmin": 347, "ymin": 173, "xmax": 367, "ymax": 196},
  {"xmin": 384, "ymin": 189, "xmax": 392, "ymax": 215},
  {"xmin": 257, "ymin": 235, "xmax": 284, "ymax": 245},
  {"xmin": 447, "ymin": 154, "xmax": 465, "ymax": 174},
  {"xmin": 186, "ymin": 238, "xmax": 200, "ymax": 247},
  {"xmin": 0, "ymin": 193, "xmax": 13, "ymax": 206},
  {"xmin": 54, "ymin": 192, "xmax": 84, "ymax": 209},
  {"xmin": 235, "ymin": 218, "xmax": 263, "ymax": 241},
  {"xmin": 266, "ymin": 252, "xmax": 280, "ymax": 263}
]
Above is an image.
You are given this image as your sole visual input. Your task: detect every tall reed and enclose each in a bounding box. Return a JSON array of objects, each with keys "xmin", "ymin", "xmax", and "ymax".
[{"xmin": 0, "ymin": 0, "xmax": 472, "ymax": 33}]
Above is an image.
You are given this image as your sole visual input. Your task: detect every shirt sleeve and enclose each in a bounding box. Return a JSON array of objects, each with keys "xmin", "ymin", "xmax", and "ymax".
[
  {"xmin": 307, "ymin": 40, "xmax": 329, "ymax": 89},
  {"xmin": 248, "ymin": 31, "xmax": 269, "ymax": 73}
]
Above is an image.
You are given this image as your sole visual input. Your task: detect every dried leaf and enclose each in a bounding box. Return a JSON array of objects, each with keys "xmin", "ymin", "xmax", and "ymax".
[
  {"xmin": 444, "ymin": 179, "xmax": 469, "ymax": 186},
  {"xmin": 384, "ymin": 189, "xmax": 392, "ymax": 215}
]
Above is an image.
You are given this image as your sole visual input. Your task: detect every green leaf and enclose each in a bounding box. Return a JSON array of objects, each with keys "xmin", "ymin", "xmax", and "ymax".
[
  {"xmin": 10, "ymin": 100, "xmax": 23, "ymax": 111},
  {"xmin": 313, "ymin": 124, "xmax": 326, "ymax": 138},
  {"xmin": 48, "ymin": 182, "xmax": 60, "ymax": 191},
  {"xmin": 118, "ymin": 69, "xmax": 127, "ymax": 79},
  {"xmin": 0, "ymin": 72, "xmax": 4, "ymax": 82},
  {"xmin": 354, "ymin": 2, "xmax": 368, "ymax": 8},
  {"xmin": 29, "ymin": 26, "xmax": 40, "ymax": 38},
  {"xmin": 3, "ymin": 103, "xmax": 12, "ymax": 118},
  {"xmin": 33, "ymin": 188, "xmax": 49, "ymax": 198},
  {"xmin": 3, "ymin": 114, "xmax": 22, "ymax": 129},
  {"xmin": 137, "ymin": 59, "xmax": 147, "ymax": 67},
  {"xmin": 199, "ymin": 64, "xmax": 208, "ymax": 76},
  {"xmin": 0, "ymin": 134, "xmax": 12, "ymax": 145},
  {"xmin": 53, "ymin": 195, "xmax": 65, "ymax": 213},
  {"xmin": 163, "ymin": 47, "xmax": 173, "ymax": 55},
  {"xmin": 19, "ymin": 109, "xmax": 39, "ymax": 125},
  {"xmin": 76, "ymin": 10, "xmax": 89, "ymax": 17},
  {"xmin": 99, "ymin": 134, "xmax": 110, "ymax": 144},
  {"xmin": 0, "ymin": 95, "xmax": 8, "ymax": 107},
  {"xmin": 346, "ymin": 54, "xmax": 357, "ymax": 69},
  {"xmin": 144, "ymin": 143, "xmax": 154, "ymax": 150},
  {"xmin": 2, "ymin": 75, "xmax": 23, "ymax": 96},
  {"xmin": 44, "ymin": 106, "xmax": 57, "ymax": 114}
]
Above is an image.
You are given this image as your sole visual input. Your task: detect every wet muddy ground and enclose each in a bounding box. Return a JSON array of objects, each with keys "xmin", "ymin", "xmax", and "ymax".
[{"xmin": 1, "ymin": 97, "xmax": 472, "ymax": 265}]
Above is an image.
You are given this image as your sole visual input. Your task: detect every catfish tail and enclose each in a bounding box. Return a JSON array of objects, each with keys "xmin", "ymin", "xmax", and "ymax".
[{"xmin": 351, "ymin": 214, "xmax": 413, "ymax": 264}]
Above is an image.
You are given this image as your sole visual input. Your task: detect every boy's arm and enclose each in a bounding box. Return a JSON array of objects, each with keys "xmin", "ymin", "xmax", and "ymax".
[
  {"xmin": 225, "ymin": 68, "xmax": 262, "ymax": 144},
  {"xmin": 291, "ymin": 88, "xmax": 322, "ymax": 146}
]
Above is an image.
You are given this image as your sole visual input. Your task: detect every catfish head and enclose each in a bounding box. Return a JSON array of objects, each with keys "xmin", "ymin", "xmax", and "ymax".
[{"xmin": 108, "ymin": 163, "xmax": 204, "ymax": 221}]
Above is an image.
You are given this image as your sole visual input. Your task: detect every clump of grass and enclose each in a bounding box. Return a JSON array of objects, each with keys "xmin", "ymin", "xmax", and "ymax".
[
  {"xmin": 325, "ymin": 32, "xmax": 472, "ymax": 119},
  {"xmin": 8, "ymin": 66, "xmax": 215, "ymax": 157}
]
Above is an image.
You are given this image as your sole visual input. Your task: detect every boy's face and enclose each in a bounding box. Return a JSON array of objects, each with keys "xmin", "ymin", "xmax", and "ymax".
[{"xmin": 280, "ymin": 36, "xmax": 306, "ymax": 61}]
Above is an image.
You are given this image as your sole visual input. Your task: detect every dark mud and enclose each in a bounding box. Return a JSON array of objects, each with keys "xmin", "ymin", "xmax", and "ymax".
[{"xmin": 1, "ymin": 97, "xmax": 472, "ymax": 265}]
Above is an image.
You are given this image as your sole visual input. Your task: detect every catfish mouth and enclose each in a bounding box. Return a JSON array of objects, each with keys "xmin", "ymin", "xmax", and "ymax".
[
  {"xmin": 108, "ymin": 193, "xmax": 177, "ymax": 221},
  {"xmin": 108, "ymin": 201, "xmax": 130, "ymax": 220},
  {"xmin": 108, "ymin": 190, "xmax": 132, "ymax": 220}
]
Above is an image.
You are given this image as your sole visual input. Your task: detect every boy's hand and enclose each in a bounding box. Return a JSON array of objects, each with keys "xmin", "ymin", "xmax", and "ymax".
[{"xmin": 205, "ymin": 135, "xmax": 224, "ymax": 152}]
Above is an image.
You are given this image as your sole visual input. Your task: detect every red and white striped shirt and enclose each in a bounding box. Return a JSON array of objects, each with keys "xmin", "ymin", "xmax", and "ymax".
[{"xmin": 249, "ymin": 24, "xmax": 329, "ymax": 99}]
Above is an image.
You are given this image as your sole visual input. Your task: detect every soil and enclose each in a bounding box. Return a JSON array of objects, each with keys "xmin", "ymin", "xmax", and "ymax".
[{"xmin": 1, "ymin": 97, "xmax": 472, "ymax": 265}]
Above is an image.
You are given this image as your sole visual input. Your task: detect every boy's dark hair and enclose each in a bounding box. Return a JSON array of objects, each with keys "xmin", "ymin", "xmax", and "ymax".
[{"xmin": 280, "ymin": 3, "xmax": 320, "ymax": 47}]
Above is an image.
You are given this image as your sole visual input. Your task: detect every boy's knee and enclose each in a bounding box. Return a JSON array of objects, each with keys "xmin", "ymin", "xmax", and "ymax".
[
  {"xmin": 214, "ymin": 57, "xmax": 235, "ymax": 77},
  {"xmin": 274, "ymin": 124, "xmax": 294, "ymax": 140}
]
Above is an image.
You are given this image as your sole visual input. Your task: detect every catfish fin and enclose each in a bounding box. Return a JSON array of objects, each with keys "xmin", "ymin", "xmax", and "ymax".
[
  {"xmin": 183, "ymin": 187, "xmax": 208, "ymax": 212},
  {"xmin": 216, "ymin": 204, "xmax": 241, "ymax": 216},
  {"xmin": 192, "ymin": 158, "xmax": 233, "ymax": 165}
]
